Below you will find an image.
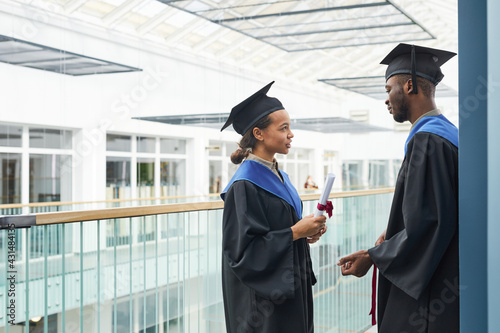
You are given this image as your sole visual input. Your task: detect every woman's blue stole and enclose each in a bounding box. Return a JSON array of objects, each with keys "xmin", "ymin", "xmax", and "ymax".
[{"xmin": 221, "ymin": 159, "xmax": 302, "ymax": 218}]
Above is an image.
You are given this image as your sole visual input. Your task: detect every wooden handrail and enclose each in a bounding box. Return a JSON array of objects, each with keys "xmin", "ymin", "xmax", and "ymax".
[
  {"xmin": 0, "ymin": 188, "xmax": 394, "ymax": 228},
  {"xmin": 0, "ymin": 186, "xmax": 384, "ymax": 209},
  {"xmin": 299, "ymin": 188, "xmax": 394, "ymax": 201},
  {"xmin": 0, "ymin": 193, "xmax": 222, "ymax": 209}
]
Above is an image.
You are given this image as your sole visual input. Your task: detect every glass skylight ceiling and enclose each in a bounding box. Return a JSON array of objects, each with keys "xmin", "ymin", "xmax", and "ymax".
[
  {"xmin": 135, "ymin": 114, "xmax": 390, "ymax": 133},
  {"xmin": 160, "ymin": 0, "xmax": 435, "ymax": 52},
  {"xmin": 319, "ymin": 76, "xmax": 457, "ymax": 99},
  {"xmin": 0, "ymin": 35, "xmax": 142, "ymax": 76}
]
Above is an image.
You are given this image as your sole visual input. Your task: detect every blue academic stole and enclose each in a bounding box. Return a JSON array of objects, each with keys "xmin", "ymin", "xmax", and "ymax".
[
  {"xmin": 221, "ymin": 159, "xmax": 302, "ymax": 219},
  {"xmin": 405, "ymin": 114, "xmax": 458, "ymax": 155}
]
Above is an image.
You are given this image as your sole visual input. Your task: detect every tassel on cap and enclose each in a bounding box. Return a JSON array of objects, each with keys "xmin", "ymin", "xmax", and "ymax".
[{"xmin": 411, "ymin": 45, "xmax": 418, "ymax": 94}]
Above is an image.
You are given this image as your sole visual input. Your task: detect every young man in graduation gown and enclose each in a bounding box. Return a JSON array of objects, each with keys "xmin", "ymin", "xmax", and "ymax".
[
  {"xmin": 337, "ymin": 44, "xmax": 459, "ymax": 333},
  {"xmin": 220, "ymin": 82, "xmax": 327, "ymax": 333}
]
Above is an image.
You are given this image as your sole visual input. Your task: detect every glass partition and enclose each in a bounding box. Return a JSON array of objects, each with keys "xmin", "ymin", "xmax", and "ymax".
[
  {"xmin": 29, "ymin": 154, "xmax": 72, "ymax": 203},
  {"xmin": 29, "ymin": 128, "xmax": 72, "ymax": 149},
  {"xmin": 0, "ymin": 191, "xmax": 391, "ymax": 332},
  {"xmin": 369, "ymin": 160, "xmax": 389, "ymax": 188},
  {"xmin": 0, "ymin": 153, "xmax": 21, "ymax": 204},
  {"xmin": 106, "ymin": 134, "xmax": 131, "ymax": 152},
  {"xmin": 136, "ymin": 136, "xmax": 155, "ymax": 153},
  {"xmin": 1, "ymin": 126, "xmax": 73, "ymax": 205},
  {"xmin": 0, "ymin": 124, "xmax": 22, "ymax": 147},
  {"xmin": 106, "ymin": 157, "xmax": 131, "ymax": 199},
  {"xmin": 209, "ymin": 161, "xmax": 222, "ymax": 194},
  {"xmin": 342, "ymin": 160, "xmax": 364, "ymax": 191},
  {"xmin": 160, "ymin": 159, "xmax": 185, "ymax": 197},
  {"xmin": 160, "ymin": 138, "xmax": 186, "ymax": 155},
  {"xmin": 137, "ymin": 158, "xmax": 155, "ymax": 198}
]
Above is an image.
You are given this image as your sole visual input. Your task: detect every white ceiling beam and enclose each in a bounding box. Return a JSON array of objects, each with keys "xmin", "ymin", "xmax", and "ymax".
[
  {"xmin": 255, "ymin": 48, "xmax": 289, "ymax": 69},
  {"xmin": 102, "ymin": 0, "xmax": 143, "ymax": 27},
  {"xmin": 289, "ymin": 49, "xmax": 351, "ymax": 81},
  {"xmin": 290, "ymin": 57, "xmax": 323, "ymax": 79},
  {"xmin": 136, "ymin": 8, "xmax": 176, "ymax": 35},
  {"xmin": 237, "ymin": 44, "xmax": 273, "ymax": 64},
  {"xmin": 273, "ymin": 52, "xmax": 312, "ymax": 73},
  {"xmin": 314, "ymin": 55, "xmax": 365, "ymax": 81},
  {"xmin": 294, "ymin": 60, "xmax": 356, "ymax": 84},
  {"xmin": 192, "ymin": 28, "xmax": 230, "ymax": 52},
  {"xmin": 64, "ymin": 0, "xmax": 88, "ymax": 14},
  {"xmin": 285, "ymin": 46, "xmax": 353, "ymax": 81},
  {"xmin": 164, "ymin": 19, "xmax": 208, "ymax": 44},
  {"xmin": 215, "ymin": 35, "xmax": 258, "ymax": 58}
]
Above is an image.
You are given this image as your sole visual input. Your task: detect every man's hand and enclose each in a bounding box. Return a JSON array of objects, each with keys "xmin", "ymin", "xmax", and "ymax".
[
  {"xmin": 337, "ymin": 250, "xmax": 373, "ymax": 277},
  {"xmin": 375, "ymin": 229, "xmax": 387, "ymax": 246}
]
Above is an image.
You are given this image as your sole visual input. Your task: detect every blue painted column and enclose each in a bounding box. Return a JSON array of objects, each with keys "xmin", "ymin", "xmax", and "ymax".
[
  {"xmin": 459, "ymin": 0, "xmax": 500, "ymax": 331},
  {"xmin": 458, "ymin": 0, "xmax": 487, "ymax": 332},
  {"xmin": 487, "ymin": 0, "xmax": 500, "ymax": 332}
]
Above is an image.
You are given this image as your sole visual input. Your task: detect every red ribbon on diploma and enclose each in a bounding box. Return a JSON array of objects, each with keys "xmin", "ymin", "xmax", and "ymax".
[
  {"xmin": 369, "ymin": 265, "xmax": 377, "ymax": 325},
  {"xmin": 316, "ymin": 201, "xmax": 333, "ymax": 218}
]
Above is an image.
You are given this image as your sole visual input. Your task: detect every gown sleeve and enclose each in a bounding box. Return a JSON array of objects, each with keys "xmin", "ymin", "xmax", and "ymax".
[
  {"xmin": 222, "ymin": 180, "xmax": 295, "ymax": 299},
  {"xmin": 368, "ymin": 132, "xmax": 458, "ymax": 300}
]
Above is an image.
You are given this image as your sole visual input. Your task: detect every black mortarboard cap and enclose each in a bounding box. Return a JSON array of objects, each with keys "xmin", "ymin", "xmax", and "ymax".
[
  {"xmin": 221, "ymin": 81, "xmax": 284, "ymax": 134},
  {"xmin": 381, "ymin": 43, "xmax": 456, "ymax": 94}
]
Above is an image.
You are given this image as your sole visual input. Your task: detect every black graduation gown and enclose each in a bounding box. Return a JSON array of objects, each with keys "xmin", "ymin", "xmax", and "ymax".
[
  {"xmin": 368, "ymin": 132, "xmax": 459, "ymax": 333},
  {"xmin": 221, "ymin": 180, "xmax": 316, "ymax": 333}
]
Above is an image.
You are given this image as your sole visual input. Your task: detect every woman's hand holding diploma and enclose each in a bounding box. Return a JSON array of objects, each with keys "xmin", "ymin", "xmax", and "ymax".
[{"xmin": 314, "ymin": 173, "xmax": 335, "ymax": 218}]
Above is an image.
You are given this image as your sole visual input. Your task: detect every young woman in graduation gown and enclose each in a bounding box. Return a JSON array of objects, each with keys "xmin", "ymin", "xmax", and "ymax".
[{"xmin": 220, "ymin": 82, "xmax": 327, "ymax": 333}]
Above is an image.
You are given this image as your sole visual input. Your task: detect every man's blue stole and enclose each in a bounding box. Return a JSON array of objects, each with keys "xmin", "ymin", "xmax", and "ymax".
[
  {"xmin": 405, "ymin": 114, "xmax": 458, "ymax": 155},
  {"xmin": 220, "ymin": 159, "xmax": 302, "ymax": 219}
]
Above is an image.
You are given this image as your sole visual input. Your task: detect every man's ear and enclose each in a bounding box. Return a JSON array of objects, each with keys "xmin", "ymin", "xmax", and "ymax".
[
  {"xmin": 253, "ymin": 127, "xmax": 263, "ymax": 141},
  {"xmin": 406, "ymin": 79, "xmax": 416, "ymax": 94}
]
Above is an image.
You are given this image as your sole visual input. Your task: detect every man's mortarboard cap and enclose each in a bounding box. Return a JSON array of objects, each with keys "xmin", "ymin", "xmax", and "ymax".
[
  {"xmin": 221, "ymin": 81, "xmax": 284, "ymax": 135},
  {"xmin": 381, "ymin": 43, "xmax": 456, "ymax": 94}
]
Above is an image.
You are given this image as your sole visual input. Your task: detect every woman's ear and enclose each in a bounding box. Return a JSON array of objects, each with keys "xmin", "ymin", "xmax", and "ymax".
[{"xmin": 253, "ymin": 127, "xmax": 263, "ymax": 141}]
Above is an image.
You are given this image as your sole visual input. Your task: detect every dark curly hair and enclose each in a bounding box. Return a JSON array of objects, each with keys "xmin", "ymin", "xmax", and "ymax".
[
  {"xmin": 396, "ymin": 74, "xmax": 436, "ymax": 98},
  {"xmin": 230, "ymin": 115, "xmax": 273, "ymax": 164}
]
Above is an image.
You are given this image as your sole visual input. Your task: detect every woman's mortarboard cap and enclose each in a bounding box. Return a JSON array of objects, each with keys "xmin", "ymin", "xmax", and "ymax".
[
  {"xmin": 221, "ymin": 81, "xmax": 284, "ymax": 135},
  {"xmin": 381, "ymin": 43, "xmax": 456, "ymax": 94}
]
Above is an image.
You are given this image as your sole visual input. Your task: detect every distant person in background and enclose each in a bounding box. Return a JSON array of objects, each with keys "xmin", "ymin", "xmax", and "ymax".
[
  {"xmin": 304, "ymin": 175, "xmax": 318, "ymax": 189},
  {"xmin": 214, "ymin": 176, "xmax": 221, "ymax": 193},
  {"xmin": 220, "ymin": 81, "xmax": 327, "ymax": 333},
  {"xmin": 337, "ymin": 44, "xmax": 459, "ymax": 333}
]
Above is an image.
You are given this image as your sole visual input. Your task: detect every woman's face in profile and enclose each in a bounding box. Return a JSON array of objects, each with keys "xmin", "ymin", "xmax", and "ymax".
[{"xmin": 259, "ymin": 109, "xmax": 294, "ymax": 156}]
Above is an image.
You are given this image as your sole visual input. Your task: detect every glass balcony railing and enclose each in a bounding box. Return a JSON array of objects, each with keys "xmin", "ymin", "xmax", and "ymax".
[{"xmin": 0, "ymin": 189, "xmax": 393, "ymax": 333}]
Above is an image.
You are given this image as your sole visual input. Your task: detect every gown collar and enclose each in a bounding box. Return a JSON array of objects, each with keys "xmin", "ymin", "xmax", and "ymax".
[
  {"xmin": 221, "ymin": 159, "xmax": 302, "ymax": 218},
  {"xmin": 405, "ymin": 113, "xmax": 458, "ymax": 155}
]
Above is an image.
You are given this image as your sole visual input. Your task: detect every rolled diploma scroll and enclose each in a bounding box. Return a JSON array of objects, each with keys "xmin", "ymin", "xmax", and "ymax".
[{"xmin": 314, "ymin": 173, "xmax": 336, "ymax": 217}]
